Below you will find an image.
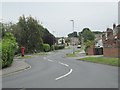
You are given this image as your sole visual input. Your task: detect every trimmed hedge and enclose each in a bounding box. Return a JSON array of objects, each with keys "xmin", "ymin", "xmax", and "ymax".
[
  {"xmin": 51, "ymin": 45, "xmax": 65, "ymax": 50},
  {"xmin": 43, "ymin": 44, "xmax": 50, "ymax": 52},
  {"xmin": 0, "ymin": 41, "xmax": 2, "ymax": 69},
  {"xmin": 2, "ymin": 33, "xmax": 17, "ymax": 68}
]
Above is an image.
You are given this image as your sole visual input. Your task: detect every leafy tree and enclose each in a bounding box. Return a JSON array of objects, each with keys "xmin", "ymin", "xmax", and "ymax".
[
  {"xmin": 68, "ymin": 31, "xmax": 78, "ymax": 37},
  {"xmin": 42, "ymin": 34, "xmax": 56, "ymax": 46},
  {"xmin": 78, "ymin": 32, "xmax": 82, "ymax": 44},
  {"xmin": 81, "ymin": 28, "xmax": 95, "ymax": 43},
  {"xmin": 1, "ymin": 15, "xmax": 56, "ymax": 53}
]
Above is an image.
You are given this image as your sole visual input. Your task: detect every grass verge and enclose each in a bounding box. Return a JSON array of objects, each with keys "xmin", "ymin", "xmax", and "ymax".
[
  {"xmin": 66, "ymin": 53, "xmax": 77, "ymax": 57},
  {"xmin": 17, "ymin": 55, "xmax": 32, "ymax": 59},
  {"xmin": 79, "ymin": 57, "xmax": 119, "ymax": 66}
]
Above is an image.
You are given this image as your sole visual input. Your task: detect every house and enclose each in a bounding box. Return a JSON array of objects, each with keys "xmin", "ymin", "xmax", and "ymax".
[
  {"xmin": 102, "ymin": 24, "xmax": 120, "ymax": 58},
  {"xmin": 56, "ymin": 37, "xmax": 65, "ymax": 45},
  {"xmin": 69, "ymin": 37, "xmax": 79, "ymax": 45}
]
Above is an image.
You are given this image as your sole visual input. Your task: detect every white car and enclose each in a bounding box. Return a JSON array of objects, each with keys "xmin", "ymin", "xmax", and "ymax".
[{"xmin": 77, "ymin": 45, "xmax": 81, "ymax": 48}]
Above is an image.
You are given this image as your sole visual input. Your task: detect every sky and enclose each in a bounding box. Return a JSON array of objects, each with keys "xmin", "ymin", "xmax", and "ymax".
[{"xmin": 1, "ymin": 1, "xmax": 119, "ymax": 37}]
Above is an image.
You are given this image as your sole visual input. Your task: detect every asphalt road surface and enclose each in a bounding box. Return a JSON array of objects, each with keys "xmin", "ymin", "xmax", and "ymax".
[{"xmin": 2, "ymin": 47, "xmax": 118, "ymax": 88}]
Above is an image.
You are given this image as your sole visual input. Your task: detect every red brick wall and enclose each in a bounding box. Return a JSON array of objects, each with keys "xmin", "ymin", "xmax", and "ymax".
[
  {"xmin": 103, "ymin": 47, "xmax": 120, "ymax": 58},
  {"xmin": 88, "ymin": 48, "xmax": 95, "ymax": 55}
]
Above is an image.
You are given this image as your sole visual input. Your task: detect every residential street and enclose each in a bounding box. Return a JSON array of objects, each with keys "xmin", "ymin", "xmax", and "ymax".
[{"xmin": 2, "ymin": 47, "xmax": 118, "ymax": 88}]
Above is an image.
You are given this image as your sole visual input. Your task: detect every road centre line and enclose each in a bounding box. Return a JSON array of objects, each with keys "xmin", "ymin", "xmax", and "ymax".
[
  {"xmin": 55, "ymin": 69, "xmax": 73, "ymax": 80},
  {"xmin": 44, "ymin": 57, "xmax": 72, "ymax": 80},
  {"xmin": 59, "ymin": 62, "xmax": 69, "ymax": 67}
]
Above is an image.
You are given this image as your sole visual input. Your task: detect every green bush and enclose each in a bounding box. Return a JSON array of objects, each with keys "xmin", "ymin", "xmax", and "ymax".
[
  {"xmin": 84, "ymin": 40, "xmax": 93, "ymax": 55},
  {"xmin": 2, "ymin": 33, "xmax": 17, "ymax": 68},
  {"xmin": 0, "ymin": 41, "xmax": 2, "ymax": 69},
  {"xmin": 43, "ymin": 44, "xmax": 50, "ymax": 52},
  {"xmin": 51, "ymin": 45, "xmax": 65, "ymax": 50}
]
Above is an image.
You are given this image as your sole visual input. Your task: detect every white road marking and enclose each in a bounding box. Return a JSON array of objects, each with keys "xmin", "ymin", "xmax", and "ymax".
[
  {"xmin": 55, "ymin": 69, "xmax": 73, "ymax": 80},
  {"xmin": 59, "ymin": 62, "xmax": 69, "ymax": 67},
  {"xmin": 47, "ymin": 59, "xmax": 54, "ymax": 62}
]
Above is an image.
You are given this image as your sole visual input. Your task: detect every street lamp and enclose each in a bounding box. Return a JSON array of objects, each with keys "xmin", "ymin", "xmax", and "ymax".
[
  {"xmin": 53, "ymin": 31, "xmax": 55, "ymax": 51},
  {"xmin": 70, "ymin": 20, "xmax": 75, "ymax": 54}
]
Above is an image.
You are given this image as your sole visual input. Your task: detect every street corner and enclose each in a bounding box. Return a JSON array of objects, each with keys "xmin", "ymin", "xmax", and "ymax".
[{"xmin": 2, "ymin": 60, "xmax": 31, "ymax": 77}]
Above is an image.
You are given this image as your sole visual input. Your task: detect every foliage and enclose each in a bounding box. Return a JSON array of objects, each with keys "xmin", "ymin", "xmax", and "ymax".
[
  {"xmin": 78, "ymin": 32, "xmax": 82, "ymax": 45},
  {"xmin": 81, "ymin": 28, "xmax": 95, "ymax": 43},
  {"xmin": 4, "ymin": 15, "xmax": 56, "ymax": 53},
  {"xmin": 2, "ymin": 32, "xmax": 17, "ymax": 68},
  {"xmin": 0, "ymin": 41, "xmax": 2, "ymax": 68},
  {"xmin": 42, "ymin": 29, "xmax": 56, "ymax": 46},
  {"xmin": 65, "ymin": 38, "xmax": 70, "ymax": 43},
  {"xmin": 43, "ymin": 44, "xmax": 50, "ymax": 52},
  {"xmin": 1, "ymin": 15, "xmax": 56, "ymax": 54},
  {"xmin": 51, "ymin": 45, "xmax": 65, "ymax": 50},
  {"xmin": 68, "ymin": 31, "xmax": 78, "ymax": 37},
  {"xmin": 84, "ymin": 40, "xmax": 93, "ymax": 55}
]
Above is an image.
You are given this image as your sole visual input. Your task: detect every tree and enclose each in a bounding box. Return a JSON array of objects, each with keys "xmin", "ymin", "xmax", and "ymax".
[
  {"xmin": 15, "ymin": 15, "xmax": 45, "ymax": 53},
  {"xmin": 81, "ymin": 28, "xmax": 95, "ymax": 43},
  {"xmin": 78, "ymin": 32, "xmax": 82, "ymax": 44},
  {"xmin": 68, "ymin": 31, "xmax": 78, "ymax": 37},
  {"xmin": 1, "ymin": 15, "xmax": 56, "ymax": 53}
]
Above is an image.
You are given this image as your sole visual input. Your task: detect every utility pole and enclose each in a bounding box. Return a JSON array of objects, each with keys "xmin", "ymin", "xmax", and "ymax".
[
  {"xmin": 70, "ymin": 20, "xmax": 75, "ymax": 54},
  {"xmin": 53, "ymin": 31, "xmax": 55, "ymax": 51}
]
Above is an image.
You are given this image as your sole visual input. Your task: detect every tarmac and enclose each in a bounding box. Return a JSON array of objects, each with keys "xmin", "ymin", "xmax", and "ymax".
[{"xmin": 0, "ymin": 49, "xmax": 102, "ymax": 77}]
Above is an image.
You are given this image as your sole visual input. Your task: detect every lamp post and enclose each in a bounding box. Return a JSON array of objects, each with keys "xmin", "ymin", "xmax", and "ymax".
[
  {"xmin": 53, "ymin": 31, "xmax": 55, "ymax": 51},
  {"xmin": 70, "ymin": 20, "xmax": 75, "ymax": 54}
]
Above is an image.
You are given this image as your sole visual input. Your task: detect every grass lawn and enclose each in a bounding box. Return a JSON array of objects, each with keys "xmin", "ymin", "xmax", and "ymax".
[
  {"xmin": 66, "ymin": 47, "xmax": 84, "ymax": 57},
  {"xmin": 18, "ymin": 55, "xmax": 32, "ymax": 59},
  {"xmin": 79, "ymin": 57, "xmax": 119, "ymax": 66},
  {"xmin": 66, "ymin": 53, "xmax": 77, "ymax": 57}
]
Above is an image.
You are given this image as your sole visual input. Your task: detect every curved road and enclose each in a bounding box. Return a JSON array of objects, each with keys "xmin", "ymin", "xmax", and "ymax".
[{"xmin": 3, "ymin": 48, "xmax": 118, "ymax": 88}]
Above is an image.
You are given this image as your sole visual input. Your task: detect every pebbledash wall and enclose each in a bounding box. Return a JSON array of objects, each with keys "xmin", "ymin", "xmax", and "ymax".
[{"xmin": 102, "ymin": 24, "xmax": 120, "ymax": 58}]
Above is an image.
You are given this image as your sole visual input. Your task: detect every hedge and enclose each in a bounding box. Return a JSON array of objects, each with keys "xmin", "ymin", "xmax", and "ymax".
[
  {"xmin": 2, "ymin": 33, "xmax": 17, "ymax": 68},
  {"xmin": 51, "ymin": 45, "xmax": 65, "ymax": 50},
  {"xmin": 0, "ymin": 41, "xmax": 2, "ymax": 69},
  {"xmin": 43, "ymin": 44, "xmax": 50, "ymax": 52}
]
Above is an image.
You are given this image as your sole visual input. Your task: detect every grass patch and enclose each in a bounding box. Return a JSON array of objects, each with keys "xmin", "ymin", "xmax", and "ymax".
[
  {"xmin": 75, "ymin": 50, "xmax": 82, "ymax": 53},
  {"xmin": 79, "ymin": 57, "xmax": 119, "ymax": 66},
  {"xmin": 17, "ymin": 55, "xmax": 32, "ymax": 59},
  {"xmin": 66, "ymin": 53, "xmax": 77, "ymax": 57}
]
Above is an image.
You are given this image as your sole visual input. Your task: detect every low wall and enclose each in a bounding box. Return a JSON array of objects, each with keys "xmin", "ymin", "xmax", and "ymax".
[
  {"xmin": 87, "ymin": 48, "xmax": 95, "ymax": 55},
  {"xmin": 87, "ymin": 48, "xmax": 103, "ymax": 55},
  {"xmin": 103, "ymin": 47, "xmax": 120, "ymax": 58}
]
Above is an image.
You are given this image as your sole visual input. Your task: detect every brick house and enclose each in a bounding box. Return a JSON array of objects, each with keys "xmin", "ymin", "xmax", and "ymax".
[{"xmin": 102, "ymin": 24, "xmax": 120, "ymax": 58}]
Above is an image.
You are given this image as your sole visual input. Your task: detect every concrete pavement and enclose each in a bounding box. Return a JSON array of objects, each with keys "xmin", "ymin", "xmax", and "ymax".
[{"xmin": 1, "ymin": 58, "xmax": 31, "ymax": 76}]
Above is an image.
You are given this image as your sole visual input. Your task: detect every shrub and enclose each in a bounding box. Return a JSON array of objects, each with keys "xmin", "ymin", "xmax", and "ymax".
[
  {"xmin": 2, "ymin": 33, "xmax": 17, "ymax": 68},
  {"xmin": 84, "ymin": 40, "xmax": 93, "ymax": 55},
  {"xmin": 43, "ymin": 44, "xmax": 50, "ymax": 52},
  {"xmin": 0, "ymin": 41, "xmax": 2, "ymax": 69},
  {"xmin": 51, "ymin": 45, "xmax": 65, "ymax": 50}
]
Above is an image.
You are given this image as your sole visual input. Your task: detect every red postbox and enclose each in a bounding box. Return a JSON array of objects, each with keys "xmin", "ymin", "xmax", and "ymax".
[{"xmin": 21, "ymin": 47, "xmax": 25, "ymax": 57}]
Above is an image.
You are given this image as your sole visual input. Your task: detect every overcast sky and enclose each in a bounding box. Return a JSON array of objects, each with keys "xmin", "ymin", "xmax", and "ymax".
[{"xmin": 2, "ymin": 2, "xmax": 118, "ymax": 37}]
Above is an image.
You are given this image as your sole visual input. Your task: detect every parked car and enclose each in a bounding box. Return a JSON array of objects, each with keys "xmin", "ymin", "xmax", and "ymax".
[{"xmin": 77, "ymin": 45, "xmax": 81, "ymax": 48}]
